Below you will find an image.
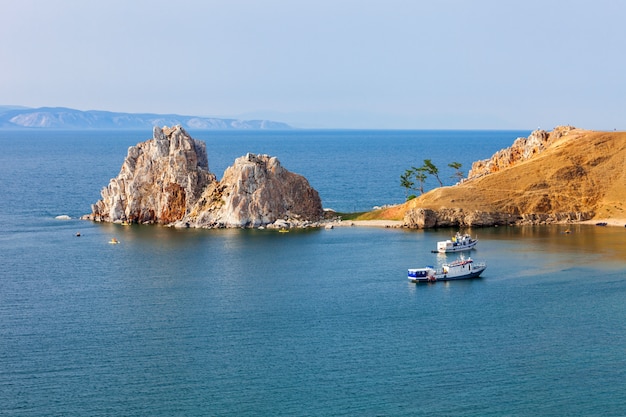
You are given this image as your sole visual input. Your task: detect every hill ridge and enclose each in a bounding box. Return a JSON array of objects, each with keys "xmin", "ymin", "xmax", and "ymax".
[{"xmin": 0, "ymin": 106, "xmax": 291, "ymax": 130}]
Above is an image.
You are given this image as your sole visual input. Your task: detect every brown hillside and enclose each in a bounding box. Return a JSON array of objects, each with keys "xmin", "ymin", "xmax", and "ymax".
[{"xmin": 374, "ymin": 128, "xmax": 626, "ymax": 223}]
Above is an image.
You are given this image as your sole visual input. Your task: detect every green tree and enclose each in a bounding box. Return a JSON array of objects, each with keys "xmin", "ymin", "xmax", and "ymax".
[
  {"xmin": 400, "ymin": 169, "xmax": 415, "ymax": 199},
  {"xmin": 448, "ymin": 161, "xmax": 464, "ymax": 183},
  {"xmin": 400, "ymin": 166, "xmax": 429, "ymax": 199},
  {"xmin": 412, "ymin": 166, "xmax": 427, "ymax": 195},
  {"xmin": 422, "ymin": 159, "xmax": 443, "ymax": 187}
]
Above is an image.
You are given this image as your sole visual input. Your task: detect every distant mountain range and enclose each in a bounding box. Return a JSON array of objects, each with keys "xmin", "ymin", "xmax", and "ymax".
[{"xmin": 0, "ymin": 106, "xmax": 291, "ymax": 130}]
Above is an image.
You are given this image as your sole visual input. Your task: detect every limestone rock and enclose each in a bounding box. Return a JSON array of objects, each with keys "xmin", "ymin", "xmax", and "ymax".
[
  {"xmin": 183, "ymin": 153, "xmax": 323, "ymax": 228},
  {"xmin": 403, "ymin": 208, "xmax": 438, "ymax": 229},
  {"xmin": 85, "ymin": 127, "xmax": 324, "ymax": 228},
  {"xmin": 86, "ymin": 125, "xmax": 216, "ymax": 224}
]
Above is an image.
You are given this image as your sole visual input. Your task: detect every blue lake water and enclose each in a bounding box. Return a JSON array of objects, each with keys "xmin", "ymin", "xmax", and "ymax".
[{"xmin": 1, "ymin": 129, "xmax": 626, "ymax": 416}]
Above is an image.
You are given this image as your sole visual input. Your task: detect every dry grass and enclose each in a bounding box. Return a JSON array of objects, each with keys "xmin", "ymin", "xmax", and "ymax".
[
  {"xmin": 370, "ymin": 129, "xmax": 626, "ymax": 221},
  {"xmin": 355, "ymin": 204, "xmax": 405, "ymax": 221}
]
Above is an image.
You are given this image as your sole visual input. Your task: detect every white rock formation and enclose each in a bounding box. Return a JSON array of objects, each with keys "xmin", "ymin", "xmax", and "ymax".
[
  {"xmin": 85, "ymin": 126, "xmax": 323, "ymax": 228},
  {"xmin": 87, "ymin": 125, "xmax": 216, "ymax": 224},
  {"xmin": 183, "ymin": 153, "xmax": 323, "ymax": 228}
]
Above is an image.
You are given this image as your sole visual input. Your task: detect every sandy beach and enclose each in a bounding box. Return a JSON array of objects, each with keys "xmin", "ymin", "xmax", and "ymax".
[
  {"xmin": 580, "ymin": 218, "xmax": 626, "ymax": 227},
  {"xmin": 329, "ymin": 219, "xmax": 404, "ymax": 228}
]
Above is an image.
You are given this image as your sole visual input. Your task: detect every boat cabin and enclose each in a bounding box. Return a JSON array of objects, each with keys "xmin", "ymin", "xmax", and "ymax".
[{"xmin": 408, "ymin": 267, "xmax": 435, "ymax": 278}]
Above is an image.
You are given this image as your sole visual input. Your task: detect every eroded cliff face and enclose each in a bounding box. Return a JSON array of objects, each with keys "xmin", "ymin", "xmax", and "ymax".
[
  {"xmin": 85, "ymin": 126, "xmax": 323, "ymax": 228},
  {"xmin": 88, "ymin": 125, "xmax": 216, "ymax": 224},
  {"xmin": 403, "ymin": 208, "xmax": 592, "ymax": 229}
]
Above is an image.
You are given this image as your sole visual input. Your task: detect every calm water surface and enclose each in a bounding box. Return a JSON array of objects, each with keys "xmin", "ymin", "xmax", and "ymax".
[{"xmin": 1, "ymin": 130, "xmax": 625, "ymax": 416}]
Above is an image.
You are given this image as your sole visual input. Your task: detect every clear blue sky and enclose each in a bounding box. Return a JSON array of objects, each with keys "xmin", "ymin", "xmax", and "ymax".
[{"xmin": 2, "ymin": 0, "xmax": 625, "ymax": 129}]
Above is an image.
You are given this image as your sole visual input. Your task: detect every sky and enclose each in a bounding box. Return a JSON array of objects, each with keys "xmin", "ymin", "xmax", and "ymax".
[{"xmin": 1, "ymin": 0, "xmax": 625, "ymax": 129}]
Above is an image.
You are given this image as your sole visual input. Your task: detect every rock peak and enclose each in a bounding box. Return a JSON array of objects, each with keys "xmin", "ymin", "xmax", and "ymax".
[
  {"xmin": 184, "ymin": 153, "xmax": 323, "ymax": 228},
  {"xmin": 87, "ymin": 125, "xmax": 215, "ymax": 224}
]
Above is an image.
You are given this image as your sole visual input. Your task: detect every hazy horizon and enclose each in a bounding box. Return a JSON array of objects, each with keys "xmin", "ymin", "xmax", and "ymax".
[{"xmin": 2, "ymin": 1, "xmax": 625, "ymax": 130}]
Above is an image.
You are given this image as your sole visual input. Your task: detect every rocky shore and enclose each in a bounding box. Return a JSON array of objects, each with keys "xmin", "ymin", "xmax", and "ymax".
[{"xmin": 402, "ymin": 208, "xmax": 594, "ymax": 229}]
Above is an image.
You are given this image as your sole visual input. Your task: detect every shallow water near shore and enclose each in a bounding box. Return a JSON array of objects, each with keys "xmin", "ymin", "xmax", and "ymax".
[{"xmin": 1, "ymin": 130, "xmax": 626, "ymax": 416}]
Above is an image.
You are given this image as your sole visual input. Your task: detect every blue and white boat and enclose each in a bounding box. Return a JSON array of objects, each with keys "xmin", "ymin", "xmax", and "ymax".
[{"xmin": 408, "ymin": 257, "xmax": 486, "ymax": 283}]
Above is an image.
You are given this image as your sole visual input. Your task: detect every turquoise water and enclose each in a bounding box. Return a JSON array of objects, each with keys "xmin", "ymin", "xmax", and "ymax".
[{"xmin": 1, "ymin": 130, "xmax": 626, "ymax": 416}]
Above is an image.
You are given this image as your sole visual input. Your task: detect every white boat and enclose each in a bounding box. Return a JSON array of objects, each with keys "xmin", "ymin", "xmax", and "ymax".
[
  {"xmin": 436, "ymin": 232, "xmax": 477, "ymax": 253},
  {"xmin": 408, "ymin": 257, "xmax": 486, "ymax": 283}
]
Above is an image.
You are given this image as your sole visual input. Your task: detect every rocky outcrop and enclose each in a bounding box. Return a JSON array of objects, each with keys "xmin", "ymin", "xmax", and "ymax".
[
  {"xmin": 181, "ymin": 153, "xmax": 323, "ymax": 228},
  {"xmin": 84, "ymin": 126, "xmax": 323, "ymax": 228},
  {"xmin": 467, "ymin": 126, "xmax": 576, "ymax": 180},
  {"xmin": 403, "ymin": 208, "xmax": 593, "ymax": 229},
  {"xmin": 87, "ymin": 125, "xmax": 216, "ymax": 224}
]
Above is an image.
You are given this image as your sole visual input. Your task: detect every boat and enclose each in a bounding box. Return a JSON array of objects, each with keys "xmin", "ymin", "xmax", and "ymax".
[
  {"xmin": 108, "ymin": 238, "xmax": 120, "ymax": 244},
  {"xmin": 408, "ymin": 257, "xmax": 486, "ymax": 283},
  {"xmin": 436, "ymin": 232, "xmax": 477, "ymax": 253}
]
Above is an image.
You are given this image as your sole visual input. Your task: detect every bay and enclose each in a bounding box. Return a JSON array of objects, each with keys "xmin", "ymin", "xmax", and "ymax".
[{"xmin": 1, "ymin": 129, "xmax": 625, "ymax": 416}]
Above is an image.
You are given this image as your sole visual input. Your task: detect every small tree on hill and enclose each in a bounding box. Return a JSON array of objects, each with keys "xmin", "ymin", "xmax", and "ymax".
[
  {"xmin": 448, "ymin": 161, "xmax": 464, "ymax": 183},
  {"xmin": 412, "ymin": 166, "xmax": 427, "ymax": 195},
  {"xmin": 400, "ymin": 166, "xmax": 429, "ymax": 199},
  {"xmin": 400, "ymin": 169, "xmax": 415, "ymax": 199},
  {"xmin": 422, "ymin": 159, "xmax": 443, "ymax": 187}
]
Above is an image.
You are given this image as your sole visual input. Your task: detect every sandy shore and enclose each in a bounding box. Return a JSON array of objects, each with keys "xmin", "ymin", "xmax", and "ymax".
[
  {"xmin": 329, "ymin": 219, "xmax": 404, "ymax": 228},
  {"xmin": 579, "ymin": 218, "xmax": 626, "ymax": 227}
]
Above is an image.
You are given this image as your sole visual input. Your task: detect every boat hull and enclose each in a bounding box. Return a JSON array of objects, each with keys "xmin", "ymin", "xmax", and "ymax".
[{"xmin": 435, "ymin": 266, "xmax": 485, "ymax": 281}]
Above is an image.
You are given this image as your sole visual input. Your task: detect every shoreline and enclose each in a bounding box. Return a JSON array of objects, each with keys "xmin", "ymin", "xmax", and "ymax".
[
  {"xmin": 328, "ymin": 218, "xmax": 626, "ymax": 229},
  {"xmin": 330, "ymin": 219, "xmax": 404, "ymax": 228},
  {"xmin": 579, "ymin": 218, "xmax": 626, "ymax": 227}
]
